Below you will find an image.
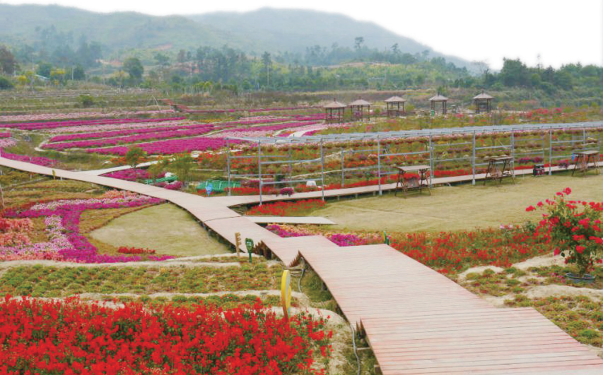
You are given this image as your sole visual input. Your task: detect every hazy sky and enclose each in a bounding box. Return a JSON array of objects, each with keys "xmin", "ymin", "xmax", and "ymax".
[{"xmin": 1, "ymin": 0, "xmax": 602, "ymax": 70}]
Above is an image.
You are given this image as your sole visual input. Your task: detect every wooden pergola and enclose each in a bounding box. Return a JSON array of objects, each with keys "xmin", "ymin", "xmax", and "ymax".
[
  {"xmin": 429, "ymin": 94, "xmax": 449, "ymax": 115},
  {"xmin": 473, "ymin": 91, "xmax": 494, "ymax": 113},
  {"xmin": 349, "ymin": 99, "xmax": 371, "ymax": 121},
  {"xmin": 324, "ymin": 99, "xmax": 347, "ymax": 123},
  {"xmin": 385, "ymin": 96, "xmax": 407, "ymax": 117}
]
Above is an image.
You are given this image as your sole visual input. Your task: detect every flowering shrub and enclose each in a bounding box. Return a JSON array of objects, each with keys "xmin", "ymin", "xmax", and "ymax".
[
  {"xmin": 0, "ymin": 295, "xmax": 332, "ymax": 374},
  {"xmin": 279, "ymin": 187, "xmax": 295, "ymax": 196},
  {"xmin": 102, "ymin": 168, "xmax": 150, "ymax": 181},
  {"xmin": 0, "ymin": 151, "xmax": 59, "ymax": 167},
  {"xmin": 247, "ymin": 200, "xmax": 326, "ymax": 216},
  {"xmin": 0, "ymin": 217, "xmax": 33, "ymax": 247},
  {"xmin": 266, "ymin": 224, "xmax": 380, "ymax": 247},
  {"xmin": 527, "ymin": 188, "xmax": 603, "ymax": 275}
]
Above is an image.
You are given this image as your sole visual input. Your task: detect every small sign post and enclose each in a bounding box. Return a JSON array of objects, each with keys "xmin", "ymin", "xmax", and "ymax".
[
  {"xmin": 383, "ymin": 231, "xmax": 390, "ymax": 245},
  {"xmin": 234, "ymin": 232, "xmax": 241, "ymax": 256},
  {"xmin": 245, "ymin": 238, "xmax": 254, "ymax": 263}
]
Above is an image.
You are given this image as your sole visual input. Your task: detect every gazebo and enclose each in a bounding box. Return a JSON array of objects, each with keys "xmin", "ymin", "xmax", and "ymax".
[
  {"xmin": 385, "ymin": 96, "xmax": 407, "ymax": 117},
  {"xmin": 473, "ymin": 91, "xmax": 494, "ymax": 113},
  {"xmin": 324, "ymin": 99, "xmax": 347, "ymax": 123},
  {"xmin": 429, "ymin": 94, "xmax": 449, "ymax": 115},
  {"xmin": 349, "ymin": 99, "xmax": 371, "ymax": 121}
]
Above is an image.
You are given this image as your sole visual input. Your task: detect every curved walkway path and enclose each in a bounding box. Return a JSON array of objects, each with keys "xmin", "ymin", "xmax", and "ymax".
[{"xmin": 1, "ymin": 156, "xmax": 601, "ymax": 375}]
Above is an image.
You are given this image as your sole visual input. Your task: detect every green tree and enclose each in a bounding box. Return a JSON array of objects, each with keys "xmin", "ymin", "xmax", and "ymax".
[
  {"xmin": 125, "ymin": 146, "xmax": 147, "ymax": 178},
  {"xmin": 0, "ymin": 76, "xmax": 13, "ymax": 90},
  {"xmin": 123, "ymin": 57, "xmax": 144, "ymax": 82},
  {"xmin": 0, "ymin": 46, "xmax": 17, "ymax": 75},
  {"xmin": 168, "ymin": 154, "xmax": 195, "ymax": 186}
]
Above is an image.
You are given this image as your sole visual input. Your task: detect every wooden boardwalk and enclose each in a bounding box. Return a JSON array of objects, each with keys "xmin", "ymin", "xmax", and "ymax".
[{"xmin": 0, "ymin": 156, "xmax": 601, "ymax": 375}]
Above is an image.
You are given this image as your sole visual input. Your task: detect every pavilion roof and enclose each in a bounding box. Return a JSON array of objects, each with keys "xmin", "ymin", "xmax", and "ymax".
[
  {"xmin": 349, "ymin": 99, "xmax": 371, "ymax": 106},
  {"xmin": 323, "ymin": 100, "xmax": 347, "ymax": 109},
  {"xmin": 473, "ymin": 92, "xmax": 494, "ymax": 100},
  {"xmin": 385, "ymin": 96, "xmax": 406, "ymax": 103},
  {"xmin": 429, "ymin": 94, "xmax": 448, "ymax": 102}
]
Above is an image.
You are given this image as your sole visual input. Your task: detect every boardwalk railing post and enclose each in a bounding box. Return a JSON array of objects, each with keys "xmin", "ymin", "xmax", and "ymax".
[
  {"xmin": 548, "ymin": 129, "xmax": 553, "ymax": 176},
  {"xmin": 377, "ymin": 136, "xmax": 382, "ymax": 196},
  {"xmin": 429, "ymin": 135, "xmax": 433, "ymax": 188},
  {"xmin": 258, "ymin": 141, "xmax": 263, "ymax": 205},
  {"xmin": 472, "ymin": 131, "xmax": 476, "ymax": 185},
  {"xmin": 510, "ymin": 130, "xmax": 515, "ymax": 178},
  {"xmin": 320, "ymin": 139, "xmax": 325, "ymax": 202},
  {"xmin": 341, "ymin": 148, "xmax": 345, "ymax": 188},
  {"xmin": 226, "ymin": 139, "xmax": 232, "ymax": 196}
]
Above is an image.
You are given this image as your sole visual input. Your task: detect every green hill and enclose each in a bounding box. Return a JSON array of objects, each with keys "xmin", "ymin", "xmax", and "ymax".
[{"xmin": 0, "ymin": 4, "xmax": 471, "ymax": 68}]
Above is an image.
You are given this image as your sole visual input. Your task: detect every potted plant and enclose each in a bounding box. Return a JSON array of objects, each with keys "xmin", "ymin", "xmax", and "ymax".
[{"xmin": 527, "ymin": 188, "xmax": 603, "ymax": 283}]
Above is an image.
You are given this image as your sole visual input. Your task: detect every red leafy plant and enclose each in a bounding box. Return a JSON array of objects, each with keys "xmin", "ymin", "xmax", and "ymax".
[
  {"xmin": 527, "ymin": 188, "xmax": 603, "ymax": 276},
  {"xmin": 0, "ymin": 295, "xmax": 332, "ymax": 375}
]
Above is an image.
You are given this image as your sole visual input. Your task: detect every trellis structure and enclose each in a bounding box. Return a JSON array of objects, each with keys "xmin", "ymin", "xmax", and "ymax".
[{"xmin": 226, "ymin": 121, "xmax": 602, "ymax": 204}]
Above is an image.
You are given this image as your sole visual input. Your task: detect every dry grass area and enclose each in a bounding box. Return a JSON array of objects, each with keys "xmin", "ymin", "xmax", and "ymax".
[
  {"xmin": 89, "ymin": 203, "xmax": 229, "ymax": 256},
  {"xmin": 310, "ymin": 174, "xmax": 603, "ymax": 232}
]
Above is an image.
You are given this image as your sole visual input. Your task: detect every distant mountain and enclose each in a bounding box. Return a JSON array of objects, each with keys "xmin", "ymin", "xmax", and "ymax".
[
  {"xmin": 0, "ymin": 4, "xmax": 235, "ymax": 52},
  {"xmin": 189, "ymin": 8, "xmax": 471, "ymax": 68},
  {"xmin": 0, "ymin": 4, "xmax": 472, "ymax": 68}
]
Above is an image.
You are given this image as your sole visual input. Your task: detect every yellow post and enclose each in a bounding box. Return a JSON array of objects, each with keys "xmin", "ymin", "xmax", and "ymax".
[
  {"xmin": 281, "ymin": 270, "xmax": 292, "ymax": 319},
  {"xmin": 234, "ymin": 232, "xmax": 241, "ymax": 257}
]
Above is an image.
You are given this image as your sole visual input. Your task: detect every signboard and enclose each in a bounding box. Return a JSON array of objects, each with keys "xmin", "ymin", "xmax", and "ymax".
[{"xmin": 245, "ymin": 238, "xmax": 254, "ymax": 252}]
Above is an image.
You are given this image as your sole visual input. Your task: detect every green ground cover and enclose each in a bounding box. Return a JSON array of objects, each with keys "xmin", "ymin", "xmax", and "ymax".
[
  {"xmin": 0, "ymin": 263, "xmax": 281, "ymax": 297},
  {"xmin": 308, "ymin": 174, "xmax": 602, "ymax": 232}
]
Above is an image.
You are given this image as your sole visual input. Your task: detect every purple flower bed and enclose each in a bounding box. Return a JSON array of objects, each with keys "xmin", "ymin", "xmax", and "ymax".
[
  {"xmin": 266, "ymin": 224, "xmax": 374, "ymax": 247},
  {"xmin": 186, "ymin": 106, "xmax": 322, "ymax": 114},
  {"xmin": 1, "ymin": 151, "xmax": 59, "ymax": 167},
  {"xmin": 88, "ymin": 137, "xmax": 245, "ymax": 156},
  {"xmin": 0, "ymin": 132, "xmax": 10, "ymax": 138},
  {"xmin": 102, "ymin": 169, "xmax": 150, "ymax": 181},
  {"xmin": 3, "ymin": 117, "xmax": 187, "ymax": 131},
  {"xmin": 44, "ymin": 124, "xmax": 216, "ymax": 150},
  {"xmin": 1, "ymin": 194, "xmax": 174, "ymax": 263}
]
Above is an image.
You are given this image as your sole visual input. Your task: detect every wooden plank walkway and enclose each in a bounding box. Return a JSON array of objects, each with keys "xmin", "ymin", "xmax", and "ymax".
[
  {"xmin": 295, "ymin": 244, "xmax": 602, "ymax": 374},
  {"xmin": 1, "ymin": 156, "xmax": 601, "ymax": 374}
]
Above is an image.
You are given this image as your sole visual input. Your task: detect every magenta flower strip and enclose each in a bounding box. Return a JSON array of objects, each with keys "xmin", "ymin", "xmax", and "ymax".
[{"xmin": 1, "ymin": 195, "xmax": 173, "ymax": 263}]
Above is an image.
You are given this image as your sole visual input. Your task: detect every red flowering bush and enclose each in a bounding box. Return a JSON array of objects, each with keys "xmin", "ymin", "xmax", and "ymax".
[
  {"xmin": 0, "ymin": 295, "xmax": 332, "ymax": 374},
  {"xmin": 389, "ymin": 228, "xmax": 549, "ymax": 274},
  {"xmin": 247, "ymin": 200, "xmax": 326, "ymax": 216},
  {"xmin": 117, "ymin": 246, "xmax": 156, "ymax": 255},
  {"xmin": 527, "ymin": 188, "xmax": 603, "ymax": 275}
]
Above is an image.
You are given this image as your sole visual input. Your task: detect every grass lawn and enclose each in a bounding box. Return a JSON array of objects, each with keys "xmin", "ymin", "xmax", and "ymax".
[
  {"xmin": 89, "ymin": 203, "xmax": 229, "ymax": 256},
  {"xmin": 309, "ymin": 174, "xmax": 603, "ymax": 232}
]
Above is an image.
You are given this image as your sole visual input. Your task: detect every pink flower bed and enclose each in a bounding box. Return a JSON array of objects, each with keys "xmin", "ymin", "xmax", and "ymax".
[
  {"xmin": 0, "ymin": 151, "xmax": 59, "ymax": 167},
  {"xmin": 44, "ymin": 124, "xmax": 216, "ymax": 150},
  {"xmin": 88, "ymin": 137, "xmax": 244, "ymax": 155},
  {"xmin": 0, "ymin": 191, "xmax": 172, "ymax": 263},
  {"xmin": 0, "ymin": 110, "xmax": 175, "ymax": 124}
]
